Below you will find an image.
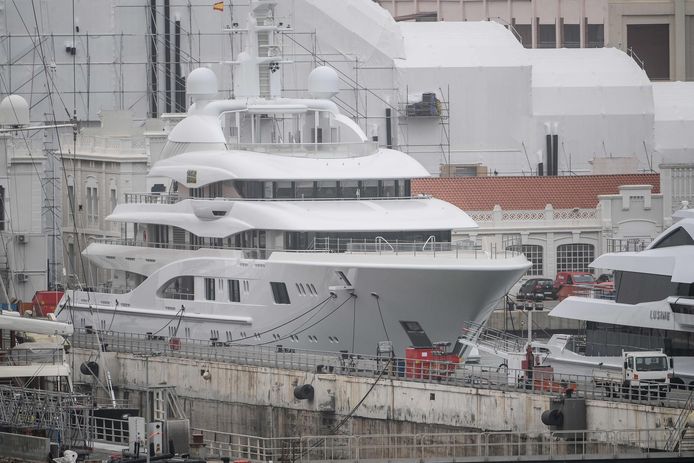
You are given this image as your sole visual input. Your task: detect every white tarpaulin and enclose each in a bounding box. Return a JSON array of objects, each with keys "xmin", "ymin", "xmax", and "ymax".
[{"xmin": 653, "ymin": 82, "xmax": 694, "ymax": 164}]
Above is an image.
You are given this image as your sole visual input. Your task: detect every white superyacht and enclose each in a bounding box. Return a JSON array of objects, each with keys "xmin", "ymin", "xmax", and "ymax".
[
  {"xmin": 57, "ymin": 0, "xmax": 530, "ymax": 355},
  {"xmin": 539, "ymin": 209, "xmax": 694, "ymax": 387}
]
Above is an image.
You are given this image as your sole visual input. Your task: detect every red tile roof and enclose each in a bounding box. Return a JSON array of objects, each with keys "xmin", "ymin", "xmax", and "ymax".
[{"xmin": 412, "ymin": 174, "xmax": 660, "ymax": 210}]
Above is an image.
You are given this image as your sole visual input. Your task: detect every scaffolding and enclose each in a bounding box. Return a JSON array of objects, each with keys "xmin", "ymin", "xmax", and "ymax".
[{"xmin": 0, "ymin": 385, "xmax": 93, "ymax": 450}]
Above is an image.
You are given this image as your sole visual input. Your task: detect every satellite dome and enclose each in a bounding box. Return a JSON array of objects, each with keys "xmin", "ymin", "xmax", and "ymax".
[
  {"xmin": 186, "ymin": 67, "xmax": 218, "ymax": 99},
  {"xmin": 0, "ymin": 94, "xmax": 30, "ymax": 126},
  {"xmin": 308, "ymin": 66, "xmax": 339, "ymax": 99}
]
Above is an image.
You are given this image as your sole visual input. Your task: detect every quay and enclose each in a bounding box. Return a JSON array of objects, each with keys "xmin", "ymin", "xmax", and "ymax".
[{"xmin": 39, "ymin": 328, "xmax": 694, "ymax": 461}]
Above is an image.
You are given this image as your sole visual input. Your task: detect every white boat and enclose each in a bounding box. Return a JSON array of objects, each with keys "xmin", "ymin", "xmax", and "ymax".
[
  {"xmin": 542, "ymin": 209, "xmax": 694, "ymax": 387},
  {"xmin": 56, "ymin": 1, "xmax": 530, "ymax": 356}
]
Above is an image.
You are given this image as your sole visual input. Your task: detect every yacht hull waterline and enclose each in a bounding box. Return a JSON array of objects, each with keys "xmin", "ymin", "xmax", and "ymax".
[{"xmin": 59, "ymin": 252, "xmax": 529, "ymax": 355}]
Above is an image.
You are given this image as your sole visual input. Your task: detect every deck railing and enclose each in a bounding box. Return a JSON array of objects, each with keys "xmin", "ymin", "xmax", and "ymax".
[
  {"xmin": 89, "ymin": 237, "xmax": 522, "ymax": 260},
  {"xmin": 122, "ymin": 192, "xmax": 430, "ymax": 204},
  {"xmin": 229, "ymin": 141, "xmax": 379, "ymax": 158},
  {"xmin": 195, "ymin": 427, "xmax": 675, "ymax": 461}
]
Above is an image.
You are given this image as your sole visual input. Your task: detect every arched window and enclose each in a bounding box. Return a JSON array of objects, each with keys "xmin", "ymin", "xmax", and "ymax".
[
  {"xmin": 521, "ymin": 245, "xmax": 544, "ymax": 275},
  {"xmin": 556, "ymin": 244, "xmax": 595, "ymax": 272}
]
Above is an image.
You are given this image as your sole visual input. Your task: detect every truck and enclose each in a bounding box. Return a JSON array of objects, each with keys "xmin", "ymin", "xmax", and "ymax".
[{"xmin": 592, "ymin": 351, "xmax": 672, "ymax": 399}]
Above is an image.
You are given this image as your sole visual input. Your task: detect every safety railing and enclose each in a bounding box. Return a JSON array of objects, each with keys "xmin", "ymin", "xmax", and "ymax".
[
  {"xmin": 459, "ymin": 321, "xmax": 526, "ymax": 356},
  {"xmin": 665, "ymin": 389, "xmax": 694, "ymax": 451},
  {"xmin": 606, "ymin": 238, "xmax": 651, "ymax": 253},
  {"xmin": 194, "ymin": 427, "xmax": 675, "ymax": 461},
  {"xmin": 3, "ymin": 347, "xmax": 65, "ymax": 366},
  {"xmin": 70, "ymin": 329, "xmax": 691, "ymax": 409},
  {"xmin": 88, "ymin": 237, "xmax": 522, "ymax": 262},
  {"xmin": 229, "ymin": 141, "xmax": 379, "ymax": 158},
  {"xmin": 90, "ymin": 416, "xmax": 130, "ymax": 445},
  {"xmin": 122, "ymin": 192, "xmax": 429, "ymax": 205}
]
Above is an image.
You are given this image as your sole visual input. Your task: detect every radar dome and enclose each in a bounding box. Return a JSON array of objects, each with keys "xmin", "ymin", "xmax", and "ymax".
[
  {"xmin": 308, "ymin": 66, "xmax": 339, "ymax": 99},
  {"xmin": 0, "ymin": 95, "xmax": 30, "ymax": 126},
  {"xmin": 186, "ymin": 67, "xmax": 218, "ymax": 99}
]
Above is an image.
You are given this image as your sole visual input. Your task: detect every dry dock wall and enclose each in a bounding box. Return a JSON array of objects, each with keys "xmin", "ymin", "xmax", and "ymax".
[
  {"xmin": 0, "ymin": 432, "xmax": 50, "ymax": 462},
  {"xmin": 72, "ymin": 349, "xmax": 680, "ymax": 439}
]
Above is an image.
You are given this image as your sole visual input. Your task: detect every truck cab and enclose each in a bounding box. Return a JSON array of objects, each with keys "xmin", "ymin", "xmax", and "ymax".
[
  {"xmin": 623, "ymin": 351, "xmax": 672, "ymax": 387},
  {"xmin": 593, "ymin": 350, "xmax": 672, "ymax": 398}
]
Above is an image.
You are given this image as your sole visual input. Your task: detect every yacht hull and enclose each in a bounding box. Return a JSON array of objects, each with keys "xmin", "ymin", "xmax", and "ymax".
[{"xmin": 58, "ymin": 253, "xmax": 529, "ymax": 356}]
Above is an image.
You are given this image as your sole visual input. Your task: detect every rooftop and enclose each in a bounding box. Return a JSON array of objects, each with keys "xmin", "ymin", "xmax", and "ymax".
[{"xmin": 412, "ymin": 174, "xmax": 661, "ymax": 211}]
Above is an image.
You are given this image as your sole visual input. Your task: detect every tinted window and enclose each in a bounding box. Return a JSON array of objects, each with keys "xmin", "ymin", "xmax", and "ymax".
[
  {"xmin": 652, "ymin": 227, "xmax": 694, "ymax": 249},
  {"xmin": 615, "ymin": 271, "xmax": 678, "ymax": 304},
  {"xmin": 270, "ymin": 282, "xmax": 290, "ymax": 304},
  {"xmin": 229, "ymin": 279, "xmax": 240, "ymax": 302},
  {"xmin": 158, "ymin": 276, "xmax": 194, "ymax": 300}
]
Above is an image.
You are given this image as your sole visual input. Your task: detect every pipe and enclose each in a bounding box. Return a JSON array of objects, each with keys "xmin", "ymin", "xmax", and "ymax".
[
  {"xmin": 552, "ymin": 133, "xmax": 559, "ymax": 176},
  {"xmin": 385, "ymin": 108, "xmax": 392, "ymax": 149},
  {"xmin": 164, "ymin": 0, "xmax": 171, "ymax": 113},
  {"xmin": 174, "ymin": 18, "xmax": 184, "ymax": 112},
  {"xmin": 537, "ymin": 162, "xmax": 544, "ymax": 176},
  {"xmin": 545, "ymin": 133, "xmax": 552, "ymax": 177},
  {"xmin": 149, "ymin": 0, "xmax": 158, "ymax": 117}
]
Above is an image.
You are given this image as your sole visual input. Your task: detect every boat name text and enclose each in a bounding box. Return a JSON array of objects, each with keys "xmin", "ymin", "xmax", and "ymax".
[{"xmin": 650, "ymin": 310, "xmax": 671, "ymax": 321}]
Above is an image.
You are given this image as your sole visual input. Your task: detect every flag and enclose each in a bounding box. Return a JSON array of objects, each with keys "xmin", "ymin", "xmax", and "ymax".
[{"xmin": 213, "ymin": 1, "xmax": 224, "ymax": 12}]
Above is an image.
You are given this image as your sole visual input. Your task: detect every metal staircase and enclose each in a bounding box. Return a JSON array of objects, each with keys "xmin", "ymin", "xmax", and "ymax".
[
  {"xmin": 150, "ymin": 385, "xmax": 186, "ymax": 421},
  {"xmin": 665, "ymin": 389, "xmax": 694, "ymax": 452},
  {"xmin": 459, "ymin": 321, "xmax": 527, "ymax": 358}
]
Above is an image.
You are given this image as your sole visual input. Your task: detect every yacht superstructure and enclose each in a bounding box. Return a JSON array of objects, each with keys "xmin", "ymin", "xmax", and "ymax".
[
  {"xmin": 544, "ymin": 209, "xmax": 694, "ymax": 387},
  {"xmin": 56, "ymin": 0, "xmax": 530, "ymax": 355}
]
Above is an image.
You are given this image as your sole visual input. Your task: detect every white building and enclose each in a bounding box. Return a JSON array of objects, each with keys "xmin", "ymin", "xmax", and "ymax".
[
  {"xmin": 413, "ymin": 173, "xmax": 666, "ymax": 278},
  {"xmin": 60, "ymin": 111, "xmax": 149, "ymax": 288},
  {"xmin": 377, "ymin": 0, "xmax": 694, "ymax": 81}
]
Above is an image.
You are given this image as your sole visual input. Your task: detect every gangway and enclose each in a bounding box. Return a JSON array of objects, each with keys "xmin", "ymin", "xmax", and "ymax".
[{"xmin": 459, "ymin": 321, "xmax": 527, "ymax": 360}]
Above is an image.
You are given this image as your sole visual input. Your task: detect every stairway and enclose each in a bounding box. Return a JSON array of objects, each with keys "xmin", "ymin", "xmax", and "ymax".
[{"xmin": 680, "ymin": 427, "xmax": 694, "ymax": 452}]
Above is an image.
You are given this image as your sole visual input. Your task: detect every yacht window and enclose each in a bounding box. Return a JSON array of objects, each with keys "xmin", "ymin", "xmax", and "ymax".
[
  {"xmin": 614, "ymin": 271, "xmax": 678, "ymax": 304},
  {"xmin": 208, "ymin": 181, "xmax": 223, "ymax": 198},
  {"xmin": 339, "ymin": 180, "xmax": 359, "ymax": 198},
  {"xmin": 190, "ymin": 187, "xmax": 204, "ymax": 198},
  {"xmin": 316, "ymin": 181, "xmax": 338, "ymax": 198},
  {"xmin": 295, "ymin": 181, "xmax": 314, "ymax": 199},
  {"xmin": 270, "ymin": 282, "xmax": 290, "ymax": 304},
  {"xmin": 361, "ymin": 180, "xmax": 379, "ymax": 198},
  {"xmin": 158, "ymin": 276, "xmax": 194, "ymax": 300},
  {"xmin": 274, "ymin": 181, "xmax": 294, "ymax": 199},
  {"xmin": 229, "ymin": 279, "xmax": 241, "ymax": 302},
  {"xmin": 382, "ymin": 180, "xmax": 396, "ymax": 198},
  {"xmin": 401, "ymin": 179, "xmax": 411, "ymax": 196},
  {"xmin": 205, "ymin": 278, "xmax": 216, "ymax": 301},
  {"xmin": 652, "ymin": 227, "xmax": 694, "ymax": 249}
]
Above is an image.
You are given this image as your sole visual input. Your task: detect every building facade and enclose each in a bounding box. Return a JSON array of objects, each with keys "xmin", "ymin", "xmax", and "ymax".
[{"xmin": 412, "ymin": 174, "xmax": 665, "ymax": 278}]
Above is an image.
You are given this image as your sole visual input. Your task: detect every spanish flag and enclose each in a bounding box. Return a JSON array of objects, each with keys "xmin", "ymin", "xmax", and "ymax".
[{"xmin": 213, "ymin": 1, "xmax": 224, "ymax": 12}]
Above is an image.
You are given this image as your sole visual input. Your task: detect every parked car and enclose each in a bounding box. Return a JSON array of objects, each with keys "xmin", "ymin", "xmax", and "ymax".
[
  {"xmin": 554, "ymin": 271, "xmax": 596, "ymax": 300},
  {"xmin": 517, "ymin": 278, "xmax": 555, "ymax": 301}
]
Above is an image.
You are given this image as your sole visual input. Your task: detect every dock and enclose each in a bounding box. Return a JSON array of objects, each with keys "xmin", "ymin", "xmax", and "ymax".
[{"xmin": 22, "ymin": 328, "xmax": 687, "ymax": 461}]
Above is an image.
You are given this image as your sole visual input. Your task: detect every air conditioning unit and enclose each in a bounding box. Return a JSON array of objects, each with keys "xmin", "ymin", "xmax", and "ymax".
[
  {"xmin": 16, "ymin": 273, "xmax": 29, "ymax": 283},
  {"xmin": 16, "ymin": 234, "xmax": 27, "ymax": 244}
]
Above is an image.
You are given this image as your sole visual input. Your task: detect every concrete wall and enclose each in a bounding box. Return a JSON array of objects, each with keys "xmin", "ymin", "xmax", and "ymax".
[
  {"xmin": 0, "ymin": 432, "xmax": 50, "ymax": 462},
  {"xmin": 71, "ymin": 348, "xmax": 680, "ymax": 443}
]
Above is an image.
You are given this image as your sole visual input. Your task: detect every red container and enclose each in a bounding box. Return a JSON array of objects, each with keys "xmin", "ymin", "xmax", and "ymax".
[
  {"xmin": 405, "ymin": 347, "xmax": 459, "ymax": 380},
  {"xmin": 32, "ymin": 290, "xmax": 64, "ymax": 316}
]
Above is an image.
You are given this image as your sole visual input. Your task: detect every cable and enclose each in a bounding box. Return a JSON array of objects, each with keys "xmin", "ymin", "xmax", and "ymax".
[
  {"xmin": 294, "ymin": 357, "xmax": 394, "ymax": 462},
  {"xmin": 372, "ymin": 293, "xmax": 390, "ymax": 342},
  {"xmin": 256, "ymin": 294, "xmax": 354, "ymax": 346}
]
